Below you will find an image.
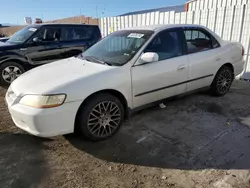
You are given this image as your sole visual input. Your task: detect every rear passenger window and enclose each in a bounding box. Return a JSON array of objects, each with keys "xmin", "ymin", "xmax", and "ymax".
[
  {"xmin": 61, "ymin": 26, "xmax": 95, "ymax": 41},
  {"xmin": 184, "ymin": 29, "xmax": 219, "ymax": 54},
  {"xmin": 144, "ymin": 30, "xmax": 183, "ymax": 61},
  {"xmin": 212, "ymin": 36, "xmax": 220, "ymax": 48}
]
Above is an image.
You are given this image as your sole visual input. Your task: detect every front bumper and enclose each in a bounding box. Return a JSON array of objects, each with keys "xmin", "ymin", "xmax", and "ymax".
[{"xmin": 5, "ymin": 91, "xmax": 82, "ymax": 137}]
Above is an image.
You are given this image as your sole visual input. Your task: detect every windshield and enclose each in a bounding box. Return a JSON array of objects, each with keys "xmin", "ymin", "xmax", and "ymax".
[
  {"xmin": 81, "ymin": 30, "xmax": 154, "ymax": 66},
  {"xmin": 7, "ymin": 26, "xmax": 39, "ymax": 44}
]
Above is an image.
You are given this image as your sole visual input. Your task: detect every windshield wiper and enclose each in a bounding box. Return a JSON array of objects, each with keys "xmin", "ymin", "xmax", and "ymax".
[{"xmin": 82, "ymin": 56, "xmax": 112, "ymax": 66}]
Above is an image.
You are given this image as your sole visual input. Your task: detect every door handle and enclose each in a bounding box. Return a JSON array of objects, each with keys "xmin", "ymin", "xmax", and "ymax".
[
  {"xmin": 20, "ymin": 48, "xmax": 27, "ymax": 51},
  {"xmin": 177, "ymin": 65, "xmax": 186, "ymax": 71},
  {"xmin": 216, "ymin": 57, "xmax": 221, "ymax": 61}
]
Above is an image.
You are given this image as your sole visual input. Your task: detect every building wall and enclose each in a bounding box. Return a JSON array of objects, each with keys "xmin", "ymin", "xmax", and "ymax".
[
  {"xmin": 45, "ymin": 15, "xmax": 98, "ymax": 25},
  {"xmin": 0, "ymin": 26, "xmax": 25, "ymax": 36},
  {"xmin": 0, "ymin": 16, "xmax": 99, "ymax": 36},
  {"xmin": 187, "ymin": 0, "xmax": 249, "ymax": 11}
]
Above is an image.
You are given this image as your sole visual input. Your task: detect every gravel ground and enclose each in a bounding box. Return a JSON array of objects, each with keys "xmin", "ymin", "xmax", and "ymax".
[{"xmin": 1, "ymin": 80, "xmax": 250, "ymax": 188}]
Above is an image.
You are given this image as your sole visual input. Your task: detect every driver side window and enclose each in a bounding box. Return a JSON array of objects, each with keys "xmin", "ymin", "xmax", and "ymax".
[{"xmin": 144, "ymin": 29, "xmax": 183, "ymax": 61}]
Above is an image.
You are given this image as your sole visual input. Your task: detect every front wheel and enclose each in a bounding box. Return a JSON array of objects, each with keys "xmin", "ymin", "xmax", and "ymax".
[
  {"xmin": 210, "ymin": 66, "xmax": 234, "ymax": 96},
  {"xmin": 76, "ymin": 93, "xmax": 124, "ymax": 141},
  {"xmin": 0, "ymin": 61, "xmax": 25, "ymax": 86}
]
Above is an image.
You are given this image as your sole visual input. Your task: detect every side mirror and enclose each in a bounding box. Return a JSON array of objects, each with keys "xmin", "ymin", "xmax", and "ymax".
[
  {"xmin": 138, "ymin": 52, "xmax": 159, "ymax": 65},
  {"xmin": 32, "ymin": 37, "xmax": 41, "ymax": 43}
]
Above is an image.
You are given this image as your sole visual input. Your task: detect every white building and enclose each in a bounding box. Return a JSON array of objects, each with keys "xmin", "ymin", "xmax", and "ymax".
[{"xmin": 186, "ymin": 0, "xmax": 249, "ymax": 11}]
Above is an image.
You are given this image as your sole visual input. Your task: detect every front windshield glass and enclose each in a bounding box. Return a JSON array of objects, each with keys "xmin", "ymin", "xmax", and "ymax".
[
  {"xmin": 7, "ymin": 26, "xmax": 39, "ymax": 44},
  {"xmin": 81, "ymin": 30, "xmax": 154, "ymax": 66}
]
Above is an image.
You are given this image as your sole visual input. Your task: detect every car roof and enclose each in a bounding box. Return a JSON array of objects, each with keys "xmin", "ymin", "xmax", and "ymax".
[
  {"xmin": 123, "ymin": 24, "xmax": 207, "ymax": 32},
  {"xmin": 122, "ymin": 24, "xmax": 223, "ymax": 44},
  {"xmin": 28, "ymin": 23, "xmax": 99, "ymax": 27}
]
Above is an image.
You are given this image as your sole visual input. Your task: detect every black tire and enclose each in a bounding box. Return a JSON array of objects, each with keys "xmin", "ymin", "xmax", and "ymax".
[
  {"xmin": 0, "ymin": 61, "xmax": 25, "ymax": 86},
  {"xmin": 210, "ymin": 66, "xmax": 234, "ymax": 96},
  {"xmin": 76, "ymin": 93, "xmax": 125, "ymax": 141}
]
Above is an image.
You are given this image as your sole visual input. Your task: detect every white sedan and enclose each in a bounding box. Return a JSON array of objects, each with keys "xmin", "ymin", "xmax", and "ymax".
[{"xmin": 5, "ymin": 24, "xmax": 245, "ymax": 141}]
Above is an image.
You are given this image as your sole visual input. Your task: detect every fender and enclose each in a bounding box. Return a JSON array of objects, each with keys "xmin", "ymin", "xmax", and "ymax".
[{"xmin": 0, "ymin": 51, "xmax": 29, "ymax": 65}]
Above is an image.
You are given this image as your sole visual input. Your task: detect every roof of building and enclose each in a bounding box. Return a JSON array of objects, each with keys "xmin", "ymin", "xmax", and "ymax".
[
  {"xmin": 119, "ymin": 4, "xmax": 185, "ymax": 16},
  {"xmin": 186, "ymin": 0, "xmax": 199, "ymax": 3}
]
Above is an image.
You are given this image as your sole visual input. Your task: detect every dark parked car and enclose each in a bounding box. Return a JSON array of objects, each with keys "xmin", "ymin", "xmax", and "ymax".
[{"xmin": 0, "ymin": 23, "xmax": 101, "ymax": 85}]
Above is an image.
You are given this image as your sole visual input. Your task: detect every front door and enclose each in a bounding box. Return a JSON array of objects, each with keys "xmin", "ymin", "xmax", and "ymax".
[
  {"xmin": 131, "ymin": 29, "xmax": 189, "ymax": 108},
  {"xmin": 23, "ymin": 26, "xmax": 63, "ymax": 65}
]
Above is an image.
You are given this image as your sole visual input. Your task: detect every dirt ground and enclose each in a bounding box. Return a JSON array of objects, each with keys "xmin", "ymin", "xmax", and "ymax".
[{"xmin": 1, "ymin": 80, "xmax": 250, "ymax": 188}]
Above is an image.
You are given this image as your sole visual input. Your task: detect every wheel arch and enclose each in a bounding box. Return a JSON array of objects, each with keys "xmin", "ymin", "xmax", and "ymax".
[
  {"xmin": 212, "ymin": 62, "xmax": 234, "ymax": 85},
  {"xmin": 219, "ymin": 63, "xmax": 234, "ymax": 75},
  {"xmin": 74, "ymin": 89, "xmax": 129, "ymax": 131},
  {"xmin": 0, "ymin": 58, "xmax": 29, "ymax": 70}
]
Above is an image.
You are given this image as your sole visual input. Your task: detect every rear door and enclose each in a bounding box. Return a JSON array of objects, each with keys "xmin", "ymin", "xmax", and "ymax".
[
  {"xmin": 24, "ymin": 26, "xmax": 63, "ymax": 65},
  {"xmin": 182, "ymin": 27, "xmax": 222, "ymax": 92},
  {"xmin": 59, "ymin": 25, "xmax": 101, "ymax": 59}
]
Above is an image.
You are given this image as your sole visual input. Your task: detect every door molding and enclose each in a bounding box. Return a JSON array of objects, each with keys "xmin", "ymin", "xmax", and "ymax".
[{"xmin": 135, "ymin": 74, "xmax": 213, "ymax": 97}]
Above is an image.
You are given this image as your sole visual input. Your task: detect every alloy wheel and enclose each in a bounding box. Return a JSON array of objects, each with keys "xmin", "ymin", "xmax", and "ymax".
[
  {"xmin": 2, "ymin": 66, "xmax": 22, "ymax": 83},
  {"xmin": 87, "ymin": 101, "xmax": 121, "ymax": 138},
  {"xmin": 217, "ymin": 69, "xmax": 232, "ymax": 94}
]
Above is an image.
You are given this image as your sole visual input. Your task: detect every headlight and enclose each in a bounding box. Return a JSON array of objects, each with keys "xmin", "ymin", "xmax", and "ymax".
[{"xmin": 19, "ymin": 94, "xmax": 66, "ymax": 108}]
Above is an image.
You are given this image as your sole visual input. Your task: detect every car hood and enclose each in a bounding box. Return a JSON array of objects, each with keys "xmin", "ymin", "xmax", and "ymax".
[
  {"xmin": 0, "ymin": 41, "xmax": 20, "ymax": 50},
  {"xmin": 11, "ymin": 57, "xmax": 115, "ymax": 96}
]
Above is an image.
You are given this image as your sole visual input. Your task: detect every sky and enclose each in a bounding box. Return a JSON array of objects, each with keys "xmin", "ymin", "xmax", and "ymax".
[{"xmin": 0, "ymin": 0, "xmax": 186, "ymax": 24}]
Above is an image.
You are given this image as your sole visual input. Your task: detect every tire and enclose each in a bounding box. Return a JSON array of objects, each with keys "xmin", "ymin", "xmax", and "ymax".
[
  {"xmin": 210, "ymin": 66, "xmax": 234, "ymax": 96},
  {"xmin": 0, "ymin": 61, "xmax": 25, "ymax": 86},
  {"xmin": 76, "ymin": 93, "xmax": 125, "ymax": 141}
]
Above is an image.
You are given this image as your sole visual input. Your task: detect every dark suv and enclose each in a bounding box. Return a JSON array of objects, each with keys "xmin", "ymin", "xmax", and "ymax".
[{"xmin": 0, "ymin": 23, "xmax": 101, "ymax": 85}]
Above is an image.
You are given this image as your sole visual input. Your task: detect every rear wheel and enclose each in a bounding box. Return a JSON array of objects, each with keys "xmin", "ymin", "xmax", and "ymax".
[
  {"xmin": 0, "ymin": 61, "xmax": 25, "ymax": 86},
  {"xmin": 210, "ymin": 66, "xmax": 234, "ymax": 96},
  {"xmin": 76, "ymin": 93, "xmax": 124, "ymax": 141}
]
